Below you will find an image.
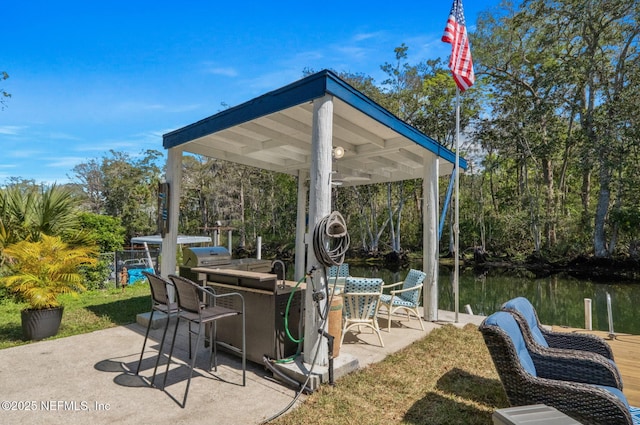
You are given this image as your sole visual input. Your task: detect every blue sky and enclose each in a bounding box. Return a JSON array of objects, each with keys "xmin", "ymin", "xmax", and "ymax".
[{"xmin": 2, "ymin": 0, "xmax": 500, "ymax": 185}]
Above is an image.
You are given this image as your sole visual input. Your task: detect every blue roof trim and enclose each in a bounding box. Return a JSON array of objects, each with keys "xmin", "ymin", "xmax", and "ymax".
[
  {"xmin": 163, "ymin": 69, "xmax": 467, "ymax": 170},
  {"xmin": 163, "ymin": 71, "xmax": 328, "ymax": 149}
]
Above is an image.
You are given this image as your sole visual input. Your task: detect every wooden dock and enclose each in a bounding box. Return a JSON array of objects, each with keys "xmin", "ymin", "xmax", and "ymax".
[{"xmin": 552, "ymin": 326, "xmax": 640, "ymax": 406}]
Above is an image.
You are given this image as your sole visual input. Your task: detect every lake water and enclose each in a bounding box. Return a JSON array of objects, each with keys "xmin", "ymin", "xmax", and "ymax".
[{"xmin": 344, "ymin": 265, "xmax": 640, "ymax": 335}]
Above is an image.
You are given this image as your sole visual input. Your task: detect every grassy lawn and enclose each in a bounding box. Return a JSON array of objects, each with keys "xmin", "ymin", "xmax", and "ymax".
[
  {"xmin": 0, "ymin": 281, "xmax": 509, "ymax": 424},
  {"xmin": 0, "ymin": 281, "xmax": 150, "ymax": 350},
  {"xmin": 269, "ymin": 324, "xmax": 508, "ymax": 425}
]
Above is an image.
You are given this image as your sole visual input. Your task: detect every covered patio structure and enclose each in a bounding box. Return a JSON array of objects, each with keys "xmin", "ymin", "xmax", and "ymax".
[{"xmin": 160, "ymin": 69, "xmax": 467, "ymax": 368}]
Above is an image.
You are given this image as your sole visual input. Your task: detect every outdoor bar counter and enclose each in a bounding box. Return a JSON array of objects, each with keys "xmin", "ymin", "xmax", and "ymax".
[{"xmin": 189, "ymin": 267, "xmax": 305, "ymax": 364}]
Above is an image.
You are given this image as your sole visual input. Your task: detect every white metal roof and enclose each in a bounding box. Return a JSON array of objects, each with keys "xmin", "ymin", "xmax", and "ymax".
[
  {"xmin": 130, "ymin": 235, "xmax": 212, "ymax": 245},
  {"xmin": 163, "ymin": 70, "xmax": 466, "ymax": 186}
]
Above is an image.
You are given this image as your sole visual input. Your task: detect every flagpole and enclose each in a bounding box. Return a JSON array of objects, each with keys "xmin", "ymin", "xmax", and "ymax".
[
  {"xmin": 443, "ymin": 0, "xmax": 472, "ymax": 323},
  {"xmin": 454, "ymin": 86, "xmax": 460, "ymax": 323}
]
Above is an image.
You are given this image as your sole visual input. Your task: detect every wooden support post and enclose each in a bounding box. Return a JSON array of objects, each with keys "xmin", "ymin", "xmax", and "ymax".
[
  {"xmin": 161, "ymin": 147, "xmax": 183, "ymax": 301},
  {"xmin": 304, "ymin": 95, "xmax": 333, "ymax": 366}
]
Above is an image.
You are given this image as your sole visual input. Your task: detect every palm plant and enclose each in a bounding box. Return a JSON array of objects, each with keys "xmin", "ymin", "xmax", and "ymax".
[
  {"xmin": 1, "ymin": 234, "xmax": 98, "ymax": 309},
  {"xmin": 0, "ymin": 185, "xmax": 35, "ymax": 248},
  {"xmin": 32, "ymin": 183, "xmax": 80, "ymax": 239},
  {"xmin": 0, "ymin": 183, "xmax": 84, "ymax": 254}
]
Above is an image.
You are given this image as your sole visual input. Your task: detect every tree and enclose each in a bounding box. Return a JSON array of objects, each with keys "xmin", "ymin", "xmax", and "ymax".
[
  {"xmin": 76, "ymin": 212, "xmax": 125, "ymax": 289},
  {"xmin": 1, "ymin": 71, "xmax": 9, "ymax": 110},
  {"xmin": 180, "ymin": 155, "xmax": 225, "ymax": 235},
  {"xmin": 473, "ymin": 1, "xmax": 575, "ymax": 253},
  {"xmin": 472, "ymin": 0, "xmax": 640, "ymax": 258},
  {"xmin": 77, "ymin": 212, "xmax": 125, "ymax": 253},
  {"xmin": 70, "ymin": 159, "xmax": 104, "ymax": 214},
  {"xmin": 342, "ymin": 46, "xmax": 480, "ymax": 256},
  {"xmin": 564, "ymin": 0, "xmax": 640, "ymax": 257},
  {"xmin": 72, "ymin": 150, "xmax": 163, "ymax": 242}
]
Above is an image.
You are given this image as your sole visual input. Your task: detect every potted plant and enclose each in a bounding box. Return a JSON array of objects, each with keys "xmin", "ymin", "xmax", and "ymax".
[{"xmin": 0, "ymin": 234, "xmax": 97, "ymax": 340}]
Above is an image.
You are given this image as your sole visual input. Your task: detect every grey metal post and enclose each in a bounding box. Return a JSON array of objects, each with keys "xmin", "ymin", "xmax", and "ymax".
[{"xmin": 423, "ymin": 154, "xmax": 439, "ymax": 321}]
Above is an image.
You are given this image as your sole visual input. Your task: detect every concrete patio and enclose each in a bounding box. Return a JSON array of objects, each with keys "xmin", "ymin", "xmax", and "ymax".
[{"xmin": 0, "ymin": 310, "xmax": 483, "ymax": 425}]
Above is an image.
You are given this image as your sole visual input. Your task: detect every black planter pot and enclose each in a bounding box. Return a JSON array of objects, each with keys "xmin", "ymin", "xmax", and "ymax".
[{"xmin": 21, "ymin": 307, "xmax": 64, "ymax": 341}]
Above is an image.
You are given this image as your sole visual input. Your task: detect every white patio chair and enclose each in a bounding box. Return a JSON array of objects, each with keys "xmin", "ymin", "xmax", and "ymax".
[
  {"xmin": 379, "ymin": 269, "xmax": 426, "ymax": 332},
  {"xmin": 340, "ymin": 277, "xmax": 384, "ymax": 347}
]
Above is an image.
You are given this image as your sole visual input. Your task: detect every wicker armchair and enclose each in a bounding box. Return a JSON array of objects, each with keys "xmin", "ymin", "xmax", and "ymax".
[
  {"xmin": 502, "ymin": 297, "xmax": 614, "ymax": 360},
  {"xmin": 480, "ymin": 311, "xmax": 639, "ymax": 425},
  {"xmin": 502, "ymin": 297, "xmax": 622, "ymax": 390}
]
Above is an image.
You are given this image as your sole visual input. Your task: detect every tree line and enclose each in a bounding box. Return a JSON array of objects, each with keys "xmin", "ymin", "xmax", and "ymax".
[
  {"xmin": 2, "ymin": 0, "xmax": 639, "ymax": 267},
  {"xmin": 471, "ymin": 0, "xmax": 639, "ymax": 260}
]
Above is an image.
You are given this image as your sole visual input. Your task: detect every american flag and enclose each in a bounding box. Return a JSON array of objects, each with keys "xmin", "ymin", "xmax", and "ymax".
[{"xmin": 442, "ymin": 0, "xmax": 475, "ymax": 92}]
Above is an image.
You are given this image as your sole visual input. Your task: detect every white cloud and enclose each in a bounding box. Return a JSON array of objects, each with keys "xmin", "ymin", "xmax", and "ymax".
[
  {"xmin": 73, "ymin": 140, "xmax": 139, "ymax": 153},
  {"xmin": 44, "ymin": 131, "xmax": 81, "ymax": 141},
  {"xmin": 117, "ymin": 101, "xmax": 166, "ymax": 112},
  {"xmin": 114, "ymin": 100, "xmax": 202, "ymax": 115},
  {"xmin": 241, "ymin": 69, "xmax": 304, "ymax": 93},
  {"xmin": 8, "ymin": 149, "xmax": 45, "ymax": 158},
  {"xmin": 334, "ymin": 46, "xmax": 372, "ymax": 62},
  {"xmin": 72, "ymin": 130, "xmax": 164, "ymax": 156},
  {"xmin": 202, "ymin": 64, "xmax": 238, "ymax": 77},
  {"xmin": 166, "ymin": 103, "xmax": 202, "ymax": 114},
  {"xmin": 47, "ymin": 156, "xmax": 88, "ymax": 168},
  {"xmin": 352, "ymin": 31, "xmax": 385, "ymax": 42},
  {"xmin": 0, "ymin": 125, "xmax": 26, "ymax": 135}
]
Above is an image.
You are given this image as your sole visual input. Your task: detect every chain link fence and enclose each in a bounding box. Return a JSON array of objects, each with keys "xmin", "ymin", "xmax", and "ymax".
[{"xmin": 103, "ymin": 249, "xmax": 160, "ymax": 288}]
